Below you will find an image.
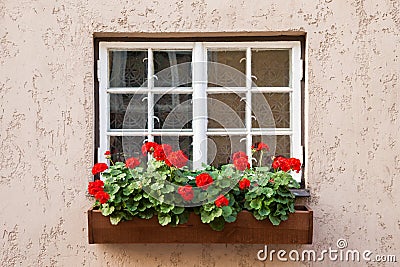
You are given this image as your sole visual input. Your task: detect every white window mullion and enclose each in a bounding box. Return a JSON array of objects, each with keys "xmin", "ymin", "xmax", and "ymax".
[
  {"xmin": 147, "ymin": 48, "xmax": 154, "ymax": 142},
  {"xmin": 290, "ymin": 44, "xmax": 302, "ymax": 161},
  {"xmin": 192, "ymin": 42, "xmax": 207, "ymax": 169},
  {"xmin": 245, "ymin": 47, "xmax": 252, "ymax": 164},
  {"xmin": 98, "ymin": 43, "xmax": 109, "ymax": 164},
  {"xmin": 290, "ymin": 43, "xmax": 302, "ymax": 182}
]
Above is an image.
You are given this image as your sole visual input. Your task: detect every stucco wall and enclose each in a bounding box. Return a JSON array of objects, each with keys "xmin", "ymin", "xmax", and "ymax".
[{"xmin": 1, "ymin": 0, "xmax": 399, "ymax": 266}]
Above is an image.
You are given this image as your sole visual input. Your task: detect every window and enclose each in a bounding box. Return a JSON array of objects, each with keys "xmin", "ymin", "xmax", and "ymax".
[{"xmin": 97, "ymin": 41, "xmax": 303, "ymax": 181}]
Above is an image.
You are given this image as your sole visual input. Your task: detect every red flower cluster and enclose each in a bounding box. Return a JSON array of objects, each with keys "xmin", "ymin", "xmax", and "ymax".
[
  {"xmin": 195, "ymin": 173, "xmax": 214, "ymax": 189},
  {"xmin": 272, "ymin": 156, "xmax": 301, "ymax": 173},
  {"xmin": 125, "ymin": 157, "xmax": 140, "ymax": 169},
  {"xmin": 215, "ymin": 195, "xmax": 229, "ymax": 207},
  {"xmin": 177, "ymin": 185, "xmax": 194, "ymax": 201},
  {"xmin": 88, "ymin": 180, "xmax": 104, "ymax": 195},
  {"xmin": 141, "ymin": 142, "xmax": 158, "ymax": 156},
  {"xmin": 238, "ymin": 178, "xmax": 251, "ymax": 190},
  {"xmin": 256, "ymin": 142, "xmax": 269, "ymax": 151},
  {"xmin": 165, "ymin": 150, "xmax": 188, "ymax": 168},
  {"xmin": 88, "ymin": 180, "xmax": 110, "ymax": 204},
  {"xmin": 91, "ymin": 163, "xmax": 108, "ymax": 175},
  {"xmin": 153, "ymin": 144, "xmax": 173, "ymax": 161},
  {"xmin": 232, "ymin": 151, "xmax": 250, "ymax": 171},
  {"xmin": 142, "ymin": 142, "xmax": 188, "ymax": 169},
  {"xmin": 94, "ymin": 191, "xmax": 110, "ymax": 204}
]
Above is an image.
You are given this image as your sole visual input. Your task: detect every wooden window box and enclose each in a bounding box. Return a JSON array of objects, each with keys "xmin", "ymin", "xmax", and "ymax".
[{"xmin": 88, "ymin": 205, "xmax": 312, "ymax": 244}]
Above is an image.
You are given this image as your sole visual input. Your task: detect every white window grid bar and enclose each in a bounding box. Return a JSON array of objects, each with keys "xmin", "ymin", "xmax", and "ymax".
[
  {"xmin": 146, "ymin": 48, "xmax": 154, "ymax": 143},
  {"xmin": 108, "ymin": 128, "xmax": 292, "ymax": 135},
  {"xmin": 107, "ymin": 87, "xmax": 293, "ymax": 95},
  {"xmin": 192, "ymin": 43, "xmax": 208, "ymax": 169},
  {"xmin": 107, "ymin": 87, "xmax": 193, "ymax": 94},
  {"xmin": 245, "ymin": 47, "xmax": 253, "ymax": 164},
  {"xmin": 207, "ymin": 87, "xmax": 293, "ymax": 93}
]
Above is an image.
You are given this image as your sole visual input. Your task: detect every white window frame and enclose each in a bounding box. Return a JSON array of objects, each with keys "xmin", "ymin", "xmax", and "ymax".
[{"xmin": 98, "ymin": 41, "xmax": 303, "ymax": 181}]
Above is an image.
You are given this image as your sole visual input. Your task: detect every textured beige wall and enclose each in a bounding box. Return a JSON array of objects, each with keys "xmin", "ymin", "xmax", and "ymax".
[{"xmin": 1, "ymin": 0, "xmax": 399, "ymax": 266}]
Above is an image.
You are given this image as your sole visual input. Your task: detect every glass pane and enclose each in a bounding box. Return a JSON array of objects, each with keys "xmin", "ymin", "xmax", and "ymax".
[
  {"xmin": 207, "ymin": 135, "xmax": 246, "ymax": 168},
  {"xmin": 276, "ymin": 135, "xmax": 291, "ymax": 158},
  {"xmin": 207, "ymin": 93, "xmax": 246, "ymax": 129},
  {"xmin": 207, "ymin": 50, "xmax": 246, "ymax": 87},
  {"xmin": 154, "ymin": 136, "xmax": 193, "ymax": 170},
  {"xmin": 154, "ymin": 51, "xmax": 192, "ymax": 87},
  {"xmin": 251, "ymin": 135, "xmax": 290, "ymax": 166},
  {"xmin": 110, "ymin": 136, "xmax": 146, "ymax": 162},
  {"xmin": 110, "ymin": 94, "xmax": 147, "ymax": 129},
  {"xmin": 252, "ymin": 50, "xmax": 289, "ymax": 87},
  {"xmin": 109, "ymin": 51, "xmax": 147, "ymax": 87},
  {"xmin": 252, "ymin": 93, "xmax": 290, "ymax": 128},
  {"xmin": 154, "ymin": 94, "xmax": 192, "ymax": 129}
]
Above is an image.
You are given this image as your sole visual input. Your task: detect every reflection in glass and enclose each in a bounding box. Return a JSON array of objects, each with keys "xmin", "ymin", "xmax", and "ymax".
[
  {"xmin": 154, "ymin": 94, "xmax": 192, "ymax": 129},
  {"xmin": 154, "ymin": 51, "xmax": 192, "ymax": 87},
  {"xmin": 252, "ymin": 93, "xmax": 290, "ymax": 128},
  {"xmin": 110, "ymin": 136, "xmax": 146, "ymax": 162},
  {"xmin": 110, "ymin": 94, "xmax": 147, "ymax": 129},
  {"xmin": 207, "ymin": 50, "xmax": 246, "ymax": 87},
  {"xmin": 207, "ymin": 93, "xmax": 245, "ymax": 129},
  {"xmin": 252, "ymin": 50, "xmax": 289, "ymax": 87},
  {"xmin": 109, "ymin": 51, "xmax": 147, "ymax": 87}
]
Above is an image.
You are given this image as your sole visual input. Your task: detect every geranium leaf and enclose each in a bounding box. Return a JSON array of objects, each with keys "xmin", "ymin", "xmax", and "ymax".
[{"xmin": 158, "ymin": 213, "xmax": 172, "ymax": 226}]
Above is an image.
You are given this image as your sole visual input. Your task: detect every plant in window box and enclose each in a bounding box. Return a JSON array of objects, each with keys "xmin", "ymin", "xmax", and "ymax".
[{"xmin": 88, "ymin": 142, "xmax": 301, "ymax": 231}]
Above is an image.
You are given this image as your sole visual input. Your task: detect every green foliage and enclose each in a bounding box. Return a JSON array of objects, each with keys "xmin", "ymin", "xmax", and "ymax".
[
  {"xmin": 244, "ymin": 170, "xmax": 300, "ymax": 225},
  {"xmin": 92, "ymin": 157, "xmax": 300, "ymax": 230}
]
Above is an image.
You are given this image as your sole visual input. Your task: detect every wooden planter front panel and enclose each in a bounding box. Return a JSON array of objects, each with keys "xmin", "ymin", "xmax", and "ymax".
[{"xmin": 88, "ymin": 205, "xmax": 313, "ymax": 244}]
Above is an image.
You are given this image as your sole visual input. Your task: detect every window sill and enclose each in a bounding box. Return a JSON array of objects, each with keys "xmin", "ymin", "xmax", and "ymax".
[
  {"xmin": 290, "ymin": 189, "xmax": 310, "ymax": 197},
  {"xmin": 88, "ymin": 205, "xmax": 313, "ymax": 244}
]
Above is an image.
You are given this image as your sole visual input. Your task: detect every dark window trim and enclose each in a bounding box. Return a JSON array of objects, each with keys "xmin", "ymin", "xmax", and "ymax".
[{"xmin": 93, "ymin": 32, "xmax": 307, "ymax": 189}]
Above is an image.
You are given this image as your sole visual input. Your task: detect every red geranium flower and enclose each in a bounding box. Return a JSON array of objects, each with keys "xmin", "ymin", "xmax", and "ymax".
[
  {"xmin": 233, "ymin": 157, "xmax": 250, "ymax": 171},
  {"xmin": 91, "ymin": 163, "xmax": 108, "ymax": 175},
  {"xmin": 141, "ymin": 142, "xmax": 159, "ymax": 156},
  {"xmin": 165, "ymin": 150, "xmax": 188, "ymax": 168},
  {"xmin": 195, "ymin": 173, "xmax": 214, "ymax": 190},
  {"xmin": 272, "ymin": 156, "xmax": 291, "ymax": 172},
  {"xmin": 177, "ymin": 185, "xmax": 194, "ymax": 201},
  {"xmin": 161, "ymin": 144, "xmax": 173, "ymax": 155},
  {"xmin": 95, "ymin": 191, "xmax": 110, "ymax": 204},
  {"xmin": 88, "ymin": 180, "xmax": 104, "ymax": 196},
  {"xmin": 232, "ymin": 151, "xmax": 248, "ymax": 161},
  {"xmin": 153, "ymin": 145, "xmax": 166, "ymax": 161},
  {"xmin": 125, "ymin": 157, "xmax": 140, "ymax": 169},
  {"xmin": 104, "ymin": 150, "xmax": 111, "ymax": 155},
  {"xmin": 238, "ymin": 178, "xmax": 251, "ymax": 190},
  {"xmin": 288, "ymin": 158, "xmax": 301, "ymax": 173},
  {"xmin": 257, "ymin": 142, "xmax": 269, "ymax": 151},
  {"xmin": 215, "ymin": 195, "xmax": 229, "ymax": 207}
]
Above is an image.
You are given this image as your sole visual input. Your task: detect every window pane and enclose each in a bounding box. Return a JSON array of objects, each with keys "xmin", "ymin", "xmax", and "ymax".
[
  {"xmin": 207, "ymin": 50, "xmax": 246, "ymax": 87},
  {"xmin": 252, "ymin": 50, "xmax": 289, "ymax": 87},
  {"xmin": 154, "ymin": 51, "xmax": 192, "ymax": 87},
  {"xmin": 110, "ymin": 94, "xmax": 147, "ymax": 129},
  {"xmin": 207, "ymin": 135, "xmax": 246, "ymax": 168},
  {"xmin": 109, "ymin": 51, "xmax": 147, "ymax": 87},
  {"xmin": 154, "ymin": 136, "xmax": 193, "ymax": 169},
  {"xmin": 252, "ymin": 135, "xmax": 291, "ymax": 166},
  {"xmin": 252, "ymin": 93, "xmax": 290, "ymax": 128},
  {"xmin": 110, "ymin": 136, "xmax": 146, "ymax": 162},
  {"xmin": 154, "ymin": 94, "xmax": 192, "ymax": 129},
  {"xmin": 207, "ymin": 93, "xmax": 246, "ymax": 129}
]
